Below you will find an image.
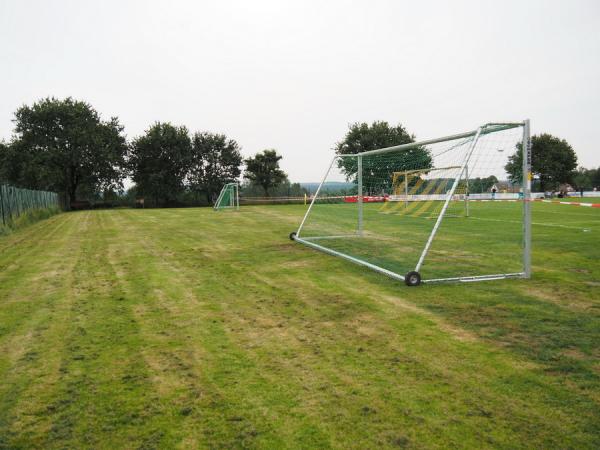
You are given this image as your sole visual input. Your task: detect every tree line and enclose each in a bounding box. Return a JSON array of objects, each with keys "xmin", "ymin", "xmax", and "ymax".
[
  {"xmin": 1, "ymin": 97, "xmax": 596, "ymax": 209},
  {"xmin": 128, "ymin": 123, "xmax": 291, "ymax": 206},
  {"xmin": 0, "ymin": 98, "xmax": 296, "ymax": 208}
]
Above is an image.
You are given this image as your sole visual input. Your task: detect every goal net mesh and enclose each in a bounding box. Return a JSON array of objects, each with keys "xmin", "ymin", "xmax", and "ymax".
[{"xmin": 296, "ymin": 124, "xmax": 526, "ymax": 282}]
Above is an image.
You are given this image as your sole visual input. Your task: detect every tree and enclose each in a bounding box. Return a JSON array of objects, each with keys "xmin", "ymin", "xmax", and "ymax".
[
  {"xmin": 334, "ymin": 121, "xmax": 432, "ymax": 193},
  {"xmin": 129, "ymin": 122, "xmax": 192, "ymax": 206},
  {"xmin": 469, "ymin": 176, "xmax": 498, "ymax": 194},
  {"xmin": 0, "ymin": 139, "xmax": 46, "ymax": 190},
  {"xmin": 505, "ymin": 133, "xmax": 578, "ymax": 191},
  {"xmin": 244, "ymin": 150, "xmax": 287, "ymax": 196},
  {"xmin": 573, "ymin": 166, "xmax": 600, "ymax": 190},
  {"xmin": 0, "ymin": 141, "xmax": 9, "ymax": 183},
  {"xmin": 188, "ymin": 132, "xmax": 243, "ymax": 204},
  {"xmin": 2, "ymin": 97, "xmax": 128, "ymax": 208},
  {"xmin": 241, "ymin": 179, "xmax": 307, "ymax": 198},
  {"xmin": 593, "ymin": 168, "xmax": 600, "ymax": 189}
]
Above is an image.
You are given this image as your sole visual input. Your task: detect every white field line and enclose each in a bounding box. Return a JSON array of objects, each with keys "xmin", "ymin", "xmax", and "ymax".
[{"xmin": 469, "ymin": 216, "xmax": 593, "ymax": 231}]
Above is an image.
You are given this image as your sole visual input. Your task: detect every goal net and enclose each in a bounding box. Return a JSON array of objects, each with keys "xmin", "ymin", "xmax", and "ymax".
[
  {"xmin": 214, "ymin": 183, "xmax": 239, "ymax": 210},
  {"xmin": 291, "ymin": 122, "xmax": 531, "ymax": 285},
  {"xmin": 383, "ymin": 166, "xmax": 469, "ymax": 218}
]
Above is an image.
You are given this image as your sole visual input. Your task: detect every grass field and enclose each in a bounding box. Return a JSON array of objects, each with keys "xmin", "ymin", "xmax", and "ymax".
[{"xmin": 0, "ymin": 203, "xmax": 599, "ymax": 448}]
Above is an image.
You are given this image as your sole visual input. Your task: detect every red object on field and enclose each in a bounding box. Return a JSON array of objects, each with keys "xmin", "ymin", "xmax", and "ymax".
[
  {"xmin": 534, "ymin": 199, "xmax": 600, "ymax": 208},
  {"xmin": 343, "ymin": 195, "xmax": 388, "ymax": 203}
]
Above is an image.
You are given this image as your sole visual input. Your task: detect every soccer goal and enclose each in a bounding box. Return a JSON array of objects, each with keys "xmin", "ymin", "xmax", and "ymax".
[
  {"xmin": 214, "ymin": 182, "xmax": 239, "ymax": 211},
  {"xmin": 291, "ymin": 121, "xmax": 532, "ymax": 285}
]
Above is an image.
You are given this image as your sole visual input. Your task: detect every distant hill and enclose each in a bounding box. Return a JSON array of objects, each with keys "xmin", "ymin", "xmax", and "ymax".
[{"xmin": 300, "ymin": 181, "xmax": 354, "ymax": 194}]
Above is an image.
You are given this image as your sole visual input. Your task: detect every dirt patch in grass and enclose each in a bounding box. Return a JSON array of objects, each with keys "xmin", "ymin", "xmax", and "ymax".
[
  {"xmin": 379, "ymin": 294, "xmax": 479, "ymax": 343},
  {"xmin": 526, "ymin": 287, "xmax": 595, "ymax": 313},
  {"xmin": 342, "ymin": 282, "xmax": 480, "ymax": 344},
  {"xmin": 561, "ymin": 348, "xmax": 588, "ymax": 361},
  {"xmin": 280, "ymin": 259, "xmax": 315, "ymax": 269},
  {"xmin": 568, "ymin": 268, "xmax": 591, "ymax": 274}
]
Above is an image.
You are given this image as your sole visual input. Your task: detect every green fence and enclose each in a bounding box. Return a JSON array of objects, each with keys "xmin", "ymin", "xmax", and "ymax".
[{"xmin": 0, "ymin": 184, "xmax": 60, "ymax": 226}]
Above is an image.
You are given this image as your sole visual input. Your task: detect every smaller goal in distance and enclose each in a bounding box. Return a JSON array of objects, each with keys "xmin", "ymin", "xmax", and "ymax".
[{"xmin": 214, "ymin": 183, "xmax": 239, "ymax": 211}]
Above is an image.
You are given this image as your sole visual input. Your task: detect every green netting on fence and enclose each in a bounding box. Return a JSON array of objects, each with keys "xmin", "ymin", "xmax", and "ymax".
[{"xmin": 0, "ymin": 184, "xmax": 60, "ymax": 226}]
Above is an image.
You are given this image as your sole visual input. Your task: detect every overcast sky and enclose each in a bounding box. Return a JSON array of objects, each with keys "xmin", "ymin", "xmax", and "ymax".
[{"xmin": 1, "ymin": 0, "xmax": 599, "ymax": 182}]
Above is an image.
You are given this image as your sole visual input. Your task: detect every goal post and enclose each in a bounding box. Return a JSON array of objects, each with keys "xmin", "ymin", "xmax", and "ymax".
[
  {"xmin": 291, "ymin": 121, "xmax": 531, "ymax": 286},
  {"xmin": 214, "ymin": 182, "xmax": 239, "ymax": 211}
]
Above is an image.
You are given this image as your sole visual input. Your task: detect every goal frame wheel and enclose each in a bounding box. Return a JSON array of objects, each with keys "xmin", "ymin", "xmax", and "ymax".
[
  {"xmin": 289, "ymin": 232, "xmax": 297, "ymax": 241},
  {"xmin": 405, "ymin": 271, "xmax": 422, "ymax": 287}
]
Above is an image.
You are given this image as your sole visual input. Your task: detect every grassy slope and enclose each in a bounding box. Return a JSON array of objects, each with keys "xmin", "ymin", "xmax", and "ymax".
[
  {"xmin": 0, "ymin": 204, "xmax": 598, "ymax": 449},
  {"xmin": 0, "ymin": 206, "xmax": 61, "ymax": 236}
]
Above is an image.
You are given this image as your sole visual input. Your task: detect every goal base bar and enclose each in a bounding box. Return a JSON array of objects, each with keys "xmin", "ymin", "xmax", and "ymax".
[
  {"xmin": 293, "ymin": 235, "xmax": 526, "ymax": 285},
  {"xmin": 424, "ymin": 272, "xmax": 526, "ymax": 283},
  {"xmin": 293, "ymin": 236, "xmax": 406, "ymax": 282},
  {"xmin": 301, "ymin": 234, "xmax": 361, "ymax": 241}
]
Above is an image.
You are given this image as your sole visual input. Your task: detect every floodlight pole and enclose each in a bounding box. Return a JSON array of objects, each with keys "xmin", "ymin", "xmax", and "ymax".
[
  {"xmin": 522, "ymin": 119, "xmax": 531, "ymax": 278},
  {"xmin": 415, "ymin": 126, "xmax": 483, "ymax": 273},
  {"xmin": 358, "ymin": 155, "xmax": 363, "ymax": 235}
]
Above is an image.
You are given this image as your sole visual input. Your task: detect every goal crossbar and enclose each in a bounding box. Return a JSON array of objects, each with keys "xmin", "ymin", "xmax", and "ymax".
[{"xmin": 355, "ymin": 123, "xmax": 522, "ymax": 157}]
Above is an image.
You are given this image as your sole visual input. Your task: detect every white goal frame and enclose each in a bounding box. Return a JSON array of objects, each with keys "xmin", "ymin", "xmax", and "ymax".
[
  {"xmin": 214, "ymin": 182, "xmax": 239, "ymax": 211},
  {"xmin": 291, "ymin": 121, "xmax": 532, "ymax": 285}
]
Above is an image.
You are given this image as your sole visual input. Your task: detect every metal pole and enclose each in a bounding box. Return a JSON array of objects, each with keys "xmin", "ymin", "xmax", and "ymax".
[
  {"xmin": 296, "ymin": 156, "xmax": 339, "ymax": 237},
  {"xmin": 522, "ymin": 119, "xmax": 532, "ymax": 278},
  {"xmin": 357, "ymin": 155, "xmax": 363, "ymax": 235},
  {"xmin": 214, "ymin": 186, "xmax": 224, "ymax": 210},
  {"xmin": 404, "ymin": 170, "xmax": 408, "ymax": 209},
  {"xmin": 415, "ymin": 127, "xmax": 484, "ymax": 273},
  {"xmin": 7, "ymin": 186, "xmax": 12, "ymax": 221},
  {"xmin": 465, "ymin": 165, "xmax": 469, "ymax": 217}
]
